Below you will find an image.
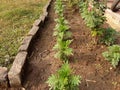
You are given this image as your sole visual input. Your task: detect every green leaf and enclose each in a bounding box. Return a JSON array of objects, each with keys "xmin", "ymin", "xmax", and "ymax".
[
  {"xmin": 102, "ymin": 45, "xmax": 120, "ymax": 68},
  {"xmin": 47, "ymin": 63, "xmax": 81, "ymax": 90}
]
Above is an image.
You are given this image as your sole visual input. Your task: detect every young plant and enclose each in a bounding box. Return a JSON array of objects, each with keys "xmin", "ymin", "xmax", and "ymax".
[
  {"xmin": 53, "ymin": 0, "xmax": 73, "ymax": 62},
  {"xmin": 100, "ymin": 28, "xmax": 116, "ymax": 46},
  {"xmin": 54, "ymin": 0, "xmax": 64, "ymax": 17},
  {"xmin": 47, "ymin": 62, "xmax": 81, "ymax": 90},
  {"xmin": 79, "ymin": 0, "xmax": 106, "ymax": 36},
  {"xmin": 67, "ymin": 0, "xmax": 79, "ymax": 7},
  {"xmin": 53, "ymin": 17, "xmax": 71, "ymax": 39},
  {"xmin": 53, "ymin": 39, "xmax": 73, "ymax": 61},
  {"xmin": 53, "ymin": 17, "xmax": 72, "ymax": 61},
  {"xmin": 102, "ymin": 45, "xmax": 120, "ymax": 68}
]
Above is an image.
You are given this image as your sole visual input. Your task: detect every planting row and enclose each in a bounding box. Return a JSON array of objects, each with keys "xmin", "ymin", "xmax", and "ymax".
[
  {"xmin": 47, "ymin": 0, "xmax": 81, "ymax": 89},
  {"xmin": 79, "ymin": 0, "xmax": 120, "ymax": 68},
  {"xmin": 47, "ymin": 0, "xmax": 120, "ymax": 89}
]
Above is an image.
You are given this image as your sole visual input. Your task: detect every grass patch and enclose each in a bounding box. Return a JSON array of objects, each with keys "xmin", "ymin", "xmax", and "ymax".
[{"xmin": 0, "ymin": 0, "xmax": 47, "ymax": 68}]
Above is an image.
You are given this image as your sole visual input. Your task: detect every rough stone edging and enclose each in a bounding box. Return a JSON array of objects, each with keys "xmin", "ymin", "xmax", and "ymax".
[
  {"xmin": 7, "ymin": 0, "xmax": 52, "ymax": 88},
  {"xmin": 0, "ymin": 67, "xmax": 8, "ymax": 88},
  {"xmin": 105, "ymin": 9, "xmax": 120, "ymax": 32}
]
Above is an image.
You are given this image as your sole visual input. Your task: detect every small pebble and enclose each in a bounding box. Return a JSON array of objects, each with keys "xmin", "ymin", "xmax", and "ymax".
[{"xmin": 110, "ymin": 67, "xmax": 113, "ymax": 70}]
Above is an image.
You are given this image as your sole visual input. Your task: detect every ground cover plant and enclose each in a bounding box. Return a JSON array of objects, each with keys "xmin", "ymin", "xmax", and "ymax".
[
  {"xmin": 102, "ymin": 45, "xmax": 120, "ymax": 68},
  {"xmin": 100, "ymin": 28, "xmax": 117, "ymax": 46},
  {"xmin": 0, "ymin": 0, "xmax": 47, "ymax": 68},
  {"xmin": 47, "ymin": 62, "xmax": 81, "ymax": 90}
]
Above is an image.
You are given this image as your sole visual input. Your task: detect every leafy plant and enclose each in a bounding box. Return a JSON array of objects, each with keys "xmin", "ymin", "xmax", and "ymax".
[
  {"xmin": 53, "ymin": 17, "xmax": 70, "ymax": 37},
  {"xmin": 79, "ymin": 0, "xmax": 106, "ymax": 36},
  {"xmin": 54, "ymin": 0, "xmax": 64, "ymax": 17},
  {"xmin": 67, "ymin": 0, "xmax": 79, "ymax": 7},
  {"xmin": 100, "ymin": 28, "xmax": 116, "ymax": 46},
  {"xmin": 47, "ymin": 62, "xmax": 81, "ymax": 90},
  {"xmin": 53, "ymin": 39, "xmax": 73, "ymax": 61},
  {"xmin": 102, "ymin": 45, "xmax": 120, "ymax": 68},
  {"xmin": 53, "ymin": 0, "xmax": 73, "ymax": 62}
]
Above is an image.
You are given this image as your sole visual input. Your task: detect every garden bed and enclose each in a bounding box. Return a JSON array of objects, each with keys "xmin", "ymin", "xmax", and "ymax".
[{"xmin": 22, "ymin": 0, "xmax": 120, "ymax": 90}]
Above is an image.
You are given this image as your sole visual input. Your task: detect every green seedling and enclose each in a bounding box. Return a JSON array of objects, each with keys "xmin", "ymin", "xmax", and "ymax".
[
  {"xmin": 102, "ymin": 45, "xmax": 120, "ymax": 68},
  {"xmin": 47, "ymin": 62, "xmax": 81, "ymax": 90}
]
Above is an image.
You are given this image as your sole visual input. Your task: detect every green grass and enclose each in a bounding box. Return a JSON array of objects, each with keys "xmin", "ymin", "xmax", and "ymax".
[{"xmin": 0, "ymin": 0, "xmax": 47, "ymax": 68}]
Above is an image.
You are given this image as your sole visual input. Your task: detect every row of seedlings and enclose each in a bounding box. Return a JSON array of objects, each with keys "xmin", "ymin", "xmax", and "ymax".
[
  {"xmin": 53, "ymin": 0, "xmax": 73, "ymax": 62},
  {"xmin": 47, "ymin": 0, "xmax": 81, "ymax": 90},
  {"xmin": 79, "ymin": 0, "xmax": 116, "ymax": 44},
  {"xmin": 79, "ymin": 0, "xmax": 120, "ymax": 68}
]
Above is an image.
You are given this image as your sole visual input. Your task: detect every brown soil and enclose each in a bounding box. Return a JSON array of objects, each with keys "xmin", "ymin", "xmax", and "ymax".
[{"xmin": 20, "ymin": 0, "xmax": 120, "ymax": 90}]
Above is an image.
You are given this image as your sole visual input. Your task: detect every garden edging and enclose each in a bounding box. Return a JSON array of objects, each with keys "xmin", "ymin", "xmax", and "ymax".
[{"xmin": 0, "ymin": 0, "xmax": 52, "ymax": 88}]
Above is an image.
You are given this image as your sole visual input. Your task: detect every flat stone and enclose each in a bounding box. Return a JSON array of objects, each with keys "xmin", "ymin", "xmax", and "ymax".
[
  {"xmin": 39, "ymin": 0, "xmax": 50, "ymax": 22},
  {"xmin": 8, "ymin": 52, "xmax": 27, "ymax": 87},
  {"xmin": 40, "ymin": 12, "xmax": 48, "ymax": 24},
  {"xmin": 48, "ymin": 0, "xmax": 51, "ymax": 4},
  {"xmin": 44, "ymin": 11, "xmax": 48, "ymax": 18},
  {"xmin": 43, "ymin": 6, "xmax": 47, "ymax": 14},
  {"xmin": 43, "ymin": 0, "xmax": 51, "ymax": 13},
  {"xmin": 33, "ymin": 19, "xmax": 42, "ymax": 26},
  {"xmin": 28, "ymin": 26, "xmax": 39, "ymax": 36},
  {"xmin": 40, "ymin": 13, "xmax": 47, "ymax": 22},
  {"xmin": 19, "ymin": 36, "xmax": 33, "ymax": 52},
  {"xmin": 105, "ymin": 9, "xmax": 120, "ymax": 32},
  {"xmin": 0, "ymin": 67, "xmax": 8, "ymax": 88}
]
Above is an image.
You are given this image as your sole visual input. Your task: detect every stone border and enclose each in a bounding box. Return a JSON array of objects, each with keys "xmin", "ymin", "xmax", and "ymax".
[
  {"xmin": 8, "ymin": 52, "xmax": 27, "ymax": 87},
  {"xmin": 0, "ymin": 67, "xmax": 8, "ymax": 88},
  {"xmin": 105, "ymin": 9, "xmax": 120, "ymax": 32},
  {"xmin": 0, "ymin": 0, "xmax": 52, "ymax": 88}
]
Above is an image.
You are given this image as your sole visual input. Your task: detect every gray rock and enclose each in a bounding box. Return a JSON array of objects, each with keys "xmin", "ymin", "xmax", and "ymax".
[
  {"xmin": 19, "ymin": 36, "xmax": 33, "ymax": 52},
  {"xmin": 8, "ymin": 52, "xmax": 27, "ymax": 87},
  {"xmin": 40, "ymin": 12, "xmax": 48, "ymax": 24},
  {"xmin": 40, "ymin": 14, "xmax": 46, "ymax": 22},
  {"xmin": 0, "ymin": 67, "xmax": 8, "ymax": 88},
  {"xmin": 43, "ymin": 0, "xmax": 51, "ymax": 12},
  {"xmin": 33, "ymin": 19, "xmax": 42, "ymax": 26},
  {"xmin": 105, "ymin": 9, "xmax": 120, "ymax": 31},
  {"xmin": 28, "ymin": 26, "xmax": 39, "ymax": 36}
]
